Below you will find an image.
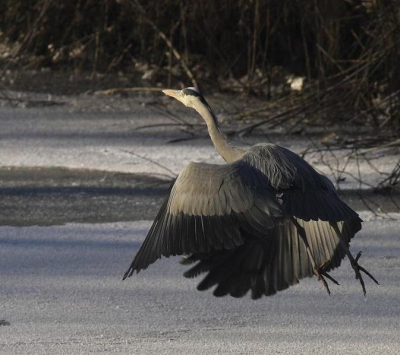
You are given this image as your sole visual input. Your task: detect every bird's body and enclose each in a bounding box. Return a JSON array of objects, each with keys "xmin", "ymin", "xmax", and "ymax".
[{"xmin": 123, "ymin": 87, "xmax": 378, "ymax": 299}]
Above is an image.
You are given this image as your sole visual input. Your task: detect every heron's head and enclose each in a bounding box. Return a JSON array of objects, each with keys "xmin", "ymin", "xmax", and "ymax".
[{"xmin": 162, "ymin": 87, "xmax": 206, "ymax": 109}]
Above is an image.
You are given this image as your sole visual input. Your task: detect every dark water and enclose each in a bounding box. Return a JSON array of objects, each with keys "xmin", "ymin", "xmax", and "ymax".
[
  {"xmin": 0, "ymin": 167, "xmax": 398, "ymax": 226},
  {"xmin": 0, "ymin": 167, "xmax": 170, "ymax": 226}
]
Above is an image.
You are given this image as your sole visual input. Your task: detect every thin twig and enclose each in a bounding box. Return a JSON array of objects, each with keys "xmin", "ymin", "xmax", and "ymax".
[
  {"xmin": 120, "ymin": 149, "xmax": 177, "ymax": 179},
  {"xmin": 16, "ymin": 0, "xmax": 54, "ymax": 55},
  {"xmin": 134, "ymin": 123, "xmax": 203, "ymax": 131},
  {"xmin": 130, "ymin": 0, "xmax": 198, "ymax": 88},
  {"xmin": 94, "ymin": 87, "xmax": 163, "ymax": 95}
]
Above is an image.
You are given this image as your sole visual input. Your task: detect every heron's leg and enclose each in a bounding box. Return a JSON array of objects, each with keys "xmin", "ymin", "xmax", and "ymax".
[
  {"xmin": 330, "ymin": 222, "xmax": 379, "ymax": 296},
  {"xmin": 291, "ymin": 217, "xmax": 339, "ymax": 295}
]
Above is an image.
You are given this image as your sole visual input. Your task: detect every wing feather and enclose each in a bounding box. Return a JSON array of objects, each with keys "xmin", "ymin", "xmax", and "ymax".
[
  {"xmin": 123, "ymin": 159, "xmax": 281, "ymax": 277},
  {"xmin": 183, "ymin": 216, "xmax": 361, "ymax": 298},
  {"xmin": 245, "ymin": 144, "xmax": 359, "ymax": 222}
]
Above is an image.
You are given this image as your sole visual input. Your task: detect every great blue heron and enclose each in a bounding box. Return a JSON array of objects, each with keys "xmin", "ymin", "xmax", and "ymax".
[{"xmin": 123, "ymin": 87, "xmax": 378, "ymax": 299}]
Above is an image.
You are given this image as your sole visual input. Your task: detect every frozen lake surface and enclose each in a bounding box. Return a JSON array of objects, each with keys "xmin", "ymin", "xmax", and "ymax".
[
  {"xmin": 0, "ymin": 91, "xmax": 399, "ymax": 354},
  {"xmin": 0, "ymin": 215, "xmax": 399, "ymax": 354}
]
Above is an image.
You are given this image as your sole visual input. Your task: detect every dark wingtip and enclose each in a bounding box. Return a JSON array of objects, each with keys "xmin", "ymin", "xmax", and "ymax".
[
  {"xmin": 122, "ymin": 265, "xmax": 139, "ymax": 280},
  {"xmin": 122, "ymin": 269, "xmax": 131, "ymax": 280},
  {"xmin": 196, "ymin": 281, "xmax": 211, "ymax": 292}
]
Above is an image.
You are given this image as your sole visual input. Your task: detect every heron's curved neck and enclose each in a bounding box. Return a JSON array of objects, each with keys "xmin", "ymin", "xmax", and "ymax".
[{"xmin": 195, "ymin": 102, "xmax": 245, "ymax": 163}]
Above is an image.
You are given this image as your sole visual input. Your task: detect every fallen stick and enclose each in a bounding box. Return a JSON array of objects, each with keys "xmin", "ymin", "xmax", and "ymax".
[{"xmin": 94, "ymin": 87, "xmax": 162, "ymax": 95}]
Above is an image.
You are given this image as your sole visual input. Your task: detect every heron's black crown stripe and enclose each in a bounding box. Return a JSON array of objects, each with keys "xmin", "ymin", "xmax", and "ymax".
[
  {"xmin": 183, "ymin": 87, "xmax": 201, "ymax": 97},
  {"xmin": 182, "ymin": 87, "xmax": 211, "ymax": 113}
]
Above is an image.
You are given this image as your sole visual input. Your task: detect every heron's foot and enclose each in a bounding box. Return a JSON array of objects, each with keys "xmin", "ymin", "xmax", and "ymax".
[
  {"xmin": 350, "ymin": 251, "xmax": 379, "ymax": 296},
  {"xmin": 313, "ymin": 260, "xmax": 339, "ymax": 295}
]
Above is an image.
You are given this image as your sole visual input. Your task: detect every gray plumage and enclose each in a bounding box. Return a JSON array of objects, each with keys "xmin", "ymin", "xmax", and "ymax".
[{"xmin": 123, "ymin": 87, "xmax": 378, "ymax": 299}]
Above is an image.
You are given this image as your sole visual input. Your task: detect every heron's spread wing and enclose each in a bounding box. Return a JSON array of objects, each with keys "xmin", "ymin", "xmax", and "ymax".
[
  {"xmin": 123, "ymin": 160, "xmax": 282, "ymax": 277},
  {"xmin": 182, "ymin": 217, "xmax": 361, "ymax": 299},
  {"xmin": 124, "ymin": 144, "xmax": 362, "ymax": 298},
  {"xmin": 245, "ymin": 144, "xmax": 359, "ymax": 222}
]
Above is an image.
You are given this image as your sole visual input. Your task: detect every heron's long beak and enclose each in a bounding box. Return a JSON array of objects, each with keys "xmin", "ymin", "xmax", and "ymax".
[{"xmin": 162, "ymin": 89, "xmax": 181, "ymax": 100}]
